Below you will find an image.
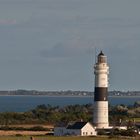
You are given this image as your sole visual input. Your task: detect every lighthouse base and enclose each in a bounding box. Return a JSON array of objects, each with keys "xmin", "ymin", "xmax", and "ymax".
[{"xmin": 93, "ymin": 101, "xmax": 109, "ymax": 129}]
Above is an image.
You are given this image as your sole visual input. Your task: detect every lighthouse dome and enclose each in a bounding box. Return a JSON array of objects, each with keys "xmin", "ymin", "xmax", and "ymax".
[
  {"xmin": 97, "ymin": 51, "xmax": 106, "ymax": 63},
  {"xmin": 98, "ymin": 51, "xmax": 104, "ymax": 56}
]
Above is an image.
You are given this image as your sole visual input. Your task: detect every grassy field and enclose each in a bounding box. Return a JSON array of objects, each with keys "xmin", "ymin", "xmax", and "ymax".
[
  {"xmin": 0, "ymin": 136, "xmax": 139, "ymax": 140},
  {"xmin": 134, "ymin": 118, "xmax": 140, "ymax": 122}
]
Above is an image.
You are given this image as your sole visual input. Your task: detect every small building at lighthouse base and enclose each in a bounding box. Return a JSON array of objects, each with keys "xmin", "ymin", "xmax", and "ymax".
[{"xmin": 54, "ymin": 122, "xmax": 97, "ymax": 136}]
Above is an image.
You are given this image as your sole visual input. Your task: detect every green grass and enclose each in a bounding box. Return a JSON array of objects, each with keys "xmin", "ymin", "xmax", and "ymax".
[
  {"xmin": 134, "ymin": 118, "xmax": 140, "ymax": 122},
  {"xmin": 0, "ymin": 136, "xmax": 139, "ymax": 140}
]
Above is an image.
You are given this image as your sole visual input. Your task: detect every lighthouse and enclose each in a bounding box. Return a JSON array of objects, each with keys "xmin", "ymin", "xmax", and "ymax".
[{"xmin": 93, "ymin": 51, "xmax": 109, "ymax": 128}]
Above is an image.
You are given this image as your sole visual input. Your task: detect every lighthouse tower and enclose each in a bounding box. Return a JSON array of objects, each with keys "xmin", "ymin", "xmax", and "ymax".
[{"xmin": 93, "ymin": 51, "xmax": 109, "ymax": 128}]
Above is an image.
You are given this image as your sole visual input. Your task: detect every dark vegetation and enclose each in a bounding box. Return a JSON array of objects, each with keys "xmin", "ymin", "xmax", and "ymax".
[
  {"xmin": 0, "ymin": 104, "xmax": 92, "ymax": 125},
  {"xmin": 0, "ymin": 126, "xmax": 49, "ymax": 131},
  {"xmin": 109, "ymin": 101, "xmax": 140, "ymax": 127},
  {"xmin": 0, "ymin": 101, "xmax": 139, "ymax": 126}
]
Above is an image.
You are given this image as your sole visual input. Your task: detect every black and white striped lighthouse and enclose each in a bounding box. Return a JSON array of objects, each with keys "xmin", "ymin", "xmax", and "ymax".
[{"xmin": 93, "ymin": 51, "xmax": 109, "ymax": 128}]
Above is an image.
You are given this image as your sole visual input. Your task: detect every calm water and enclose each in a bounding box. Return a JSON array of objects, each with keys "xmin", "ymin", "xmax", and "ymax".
[{"xmin": 0, "ymin": 96, "xmax": 139, "ymax": 112}]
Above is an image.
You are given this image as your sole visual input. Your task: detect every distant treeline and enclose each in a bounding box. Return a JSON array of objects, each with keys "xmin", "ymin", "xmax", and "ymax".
[
  {"xmin": 0, "ymin": 89, "xmax": 140, "ymax": 96},
  {"xmin": 0, "ymin": 101, "xmax": 139, "ymax": 125}
]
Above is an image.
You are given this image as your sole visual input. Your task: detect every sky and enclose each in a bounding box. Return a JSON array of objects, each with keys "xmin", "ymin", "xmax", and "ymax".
[{"xmin": 0, "ymin": 0, "xmax": 140, "ymax": 91}]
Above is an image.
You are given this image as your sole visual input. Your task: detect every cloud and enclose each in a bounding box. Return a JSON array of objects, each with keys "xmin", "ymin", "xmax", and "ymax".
[
  {"xmin": 40, "ymin": 40, "xmax": 92, "ymax": 59},
  {"xmin": 40, "ymin": 43, "xmax": 69, "ymax": 58},
  {"xmin": 0, "ymin": 19, "xmax": 17, "ymax": 25}
]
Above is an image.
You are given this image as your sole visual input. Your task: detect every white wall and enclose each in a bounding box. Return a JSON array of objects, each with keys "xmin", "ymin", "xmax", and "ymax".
[
  {"xmin": 81, "ymin": 122, "xmax": 97, "ymax": 136},
  {"xmin": 94, "ymin": 101, "xmax": 109, "ymax": 128}
]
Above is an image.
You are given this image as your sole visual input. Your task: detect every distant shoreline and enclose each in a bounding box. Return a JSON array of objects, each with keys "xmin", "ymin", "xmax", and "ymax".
[{"xmin": 0, "ymin": 94, "xmax": 139, "ymax": 98}]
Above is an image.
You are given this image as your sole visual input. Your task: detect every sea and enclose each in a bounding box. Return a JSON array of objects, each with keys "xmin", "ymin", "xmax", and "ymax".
[{"xmin": 0, "ymin": 96, "xmax": 139, "ymax": 112}]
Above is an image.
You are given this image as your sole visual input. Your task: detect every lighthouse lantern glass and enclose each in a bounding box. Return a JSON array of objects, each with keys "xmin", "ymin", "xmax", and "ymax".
[{"xmin": 98, "ymin": 56, "xmax": 106, "ymax": 63}]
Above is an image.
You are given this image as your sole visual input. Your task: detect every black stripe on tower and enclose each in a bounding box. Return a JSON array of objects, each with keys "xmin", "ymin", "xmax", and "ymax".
[{"xmin": 94, "ymin": 87, "xmax": 108, "ymax": 101}]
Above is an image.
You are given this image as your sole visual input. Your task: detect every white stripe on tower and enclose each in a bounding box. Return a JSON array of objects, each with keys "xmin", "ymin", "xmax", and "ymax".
[{"xmin": 93, "ymin": 51, "xmax": 109, "ymax": 128}]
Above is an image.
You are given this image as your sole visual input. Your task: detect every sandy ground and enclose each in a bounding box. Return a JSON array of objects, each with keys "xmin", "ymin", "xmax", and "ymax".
[
  {"xmin": 0, "ymin": 124, "xmax": 54, "ymax": 129},
  {"xmin": 0, "ymin": 130, "xmax": 50, "ymax": 136},
  {"xmin": 0, "ymin": 124, "xmax": 54, "ymax": 136}
]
